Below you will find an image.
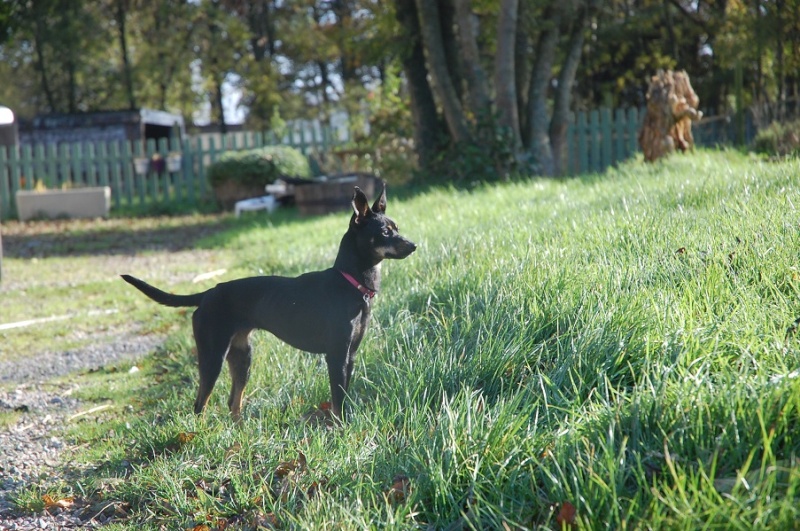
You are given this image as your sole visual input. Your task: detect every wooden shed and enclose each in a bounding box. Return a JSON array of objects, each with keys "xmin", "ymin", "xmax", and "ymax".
[{"xmin": 18, "ymin": 108, "xmax": 185, "ymax": 146}]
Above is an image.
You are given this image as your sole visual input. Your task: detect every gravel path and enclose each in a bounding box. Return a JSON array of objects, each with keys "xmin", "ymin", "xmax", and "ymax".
[
  {"xmin": 0, "ymin": 214, "xmax": 232, "ymax": 528},
  {"xmin": 0, "ymin": 330, "xmax": 166, "ymax": 529}
]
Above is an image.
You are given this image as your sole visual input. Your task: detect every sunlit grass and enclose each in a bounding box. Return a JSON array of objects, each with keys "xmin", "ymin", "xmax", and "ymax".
[{"xmin": 10, "ymin": 149, "xmax": 800, "ymax": 528}]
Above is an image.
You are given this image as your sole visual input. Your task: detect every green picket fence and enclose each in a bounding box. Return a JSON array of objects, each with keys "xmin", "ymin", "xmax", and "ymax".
[
  {"xmin": 0, "ymin": 126, "xmax": 340, "ymax": 219},
  {"xmin": 565, "ymin": 107, "xmax": 642, "ymax": 176},
  {"xmin": 563, "ymin": 106, "xmax": 746, "ymax": 175},
  {"xmin": 1, "ymin": 106, "xmax": 739, "ymax": 220}
]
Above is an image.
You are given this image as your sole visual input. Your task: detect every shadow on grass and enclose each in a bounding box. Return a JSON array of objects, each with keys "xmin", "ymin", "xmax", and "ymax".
[{"xmin": 1, "ymin": 206, "xmax": 324, "ymax": 259}]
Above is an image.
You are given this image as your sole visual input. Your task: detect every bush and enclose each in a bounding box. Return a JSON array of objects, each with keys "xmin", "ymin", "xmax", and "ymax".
[
  {"xmin": 752, "ymin": 119, "xmax": 800, "ymax": 157},
  {"xmin": 425, "ymin": 111, "xmax": 520, "ymax": 184},
  {"xmin": 206, "ymin": 145, "xmax": 312, "ymax": 188}
]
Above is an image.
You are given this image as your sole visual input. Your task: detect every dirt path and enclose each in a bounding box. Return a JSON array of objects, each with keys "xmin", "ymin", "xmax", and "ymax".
[{"xmin": 0, "ymin": 214, "xmax": 235, "ymax": 528}]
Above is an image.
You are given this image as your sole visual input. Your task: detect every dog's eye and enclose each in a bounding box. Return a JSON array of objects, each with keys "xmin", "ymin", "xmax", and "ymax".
[{"xmin": 382, "ymin": 228, "xmax": 392, "ymax": 237}]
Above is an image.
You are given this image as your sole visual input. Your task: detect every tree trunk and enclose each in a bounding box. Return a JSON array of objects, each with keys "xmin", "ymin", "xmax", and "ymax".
[
  {"xmin": 66, "ymin": 52, "xmax": 77, "ymax": 113},
  {"xmin": 525, "ymin": 7, "xmax": 561, "ymax": 176},
  {"xmin": 440, "ymin": 0, "xmax": 464, "ymax": 106},
  {"xmin": 332, "ymin": 0, "xmax": 357, "ymax": 82},
  {"xmin": 116, "ymin": 0, "xmax": 136, "ymax": 110},
  {"xmin": 246, "ymin": 0, "xmax": 276, "ymax": 60},
  {"xmin": 775, "ymin": 0, "xmax": 786, "ymax": 121},
  {"xmin": 32, "ymin": 21, "xmax": 56, "ymax": 112},
  {"xmin": 453, "ymin": 0, "xmax": 490, "ymax": 115},
  {"xmin": 494, "ymin": 0, "xmax": 521, "ymax": 147},
  {"xmin": 394, "ymin": 0, "xmax": 443, "ymax": 168},
  {"xmin": 316, "ymin": 61, "xmax": 332, "ymax": 104},
  {"xmin": 638, "ymin": 70, "xmax": 702, "ymax": 162},
  {"xmin": 414, "ymin": 0, "xmax": 472, "ymax": 144},
  {"xmin": 214, "ymin": 77, "xmax": 227, "ymax": 135},
  {"xmin": 550, "ymin": 0, "xmax": 594, "ymax": 175},
  {"xmin": 515, "ymin": 0, "xmax": 532, "ymax": 145}
]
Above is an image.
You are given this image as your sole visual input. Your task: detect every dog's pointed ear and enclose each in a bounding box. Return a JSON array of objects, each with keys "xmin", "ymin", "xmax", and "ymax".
[
  {"xmin": 371, "ymin": 182, "xmax": 387, "ymax": 213},
  {"xmin": 352, "ymin": 186, "xmax": 371, "ymax": 223}
]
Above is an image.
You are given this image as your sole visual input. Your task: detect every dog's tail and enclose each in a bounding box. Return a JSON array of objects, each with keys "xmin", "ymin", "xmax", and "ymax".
[{"xmin": 121, "ymin": 274, "xmax": 206, "ymax": 308}]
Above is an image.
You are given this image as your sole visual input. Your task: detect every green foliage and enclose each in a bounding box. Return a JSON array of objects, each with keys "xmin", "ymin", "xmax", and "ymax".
[
  {"xmin": 206, "ymin": 146, "xmax": 312, "ymax": 188},
  {"xmin": 752, "ymin": 119, "xmax": 800, "ymax": 157},
  {"xmin": 352, "ymin": 66, "xmax": 417, "ymax": 185},
  {"xmin": 426, "ymin": 112, "xmax": 519, "ymax": 184}
]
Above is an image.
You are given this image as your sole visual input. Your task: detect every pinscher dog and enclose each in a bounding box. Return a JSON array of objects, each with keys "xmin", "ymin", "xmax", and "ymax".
[{"xmin": 122, "ymin": 185, "xmax": 416, "ymax": 422}]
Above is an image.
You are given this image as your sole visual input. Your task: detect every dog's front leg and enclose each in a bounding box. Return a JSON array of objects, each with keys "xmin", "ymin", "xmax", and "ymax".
[{"xmin": 325, "ymin": 348, "xmax": 350, "ymax": 422}]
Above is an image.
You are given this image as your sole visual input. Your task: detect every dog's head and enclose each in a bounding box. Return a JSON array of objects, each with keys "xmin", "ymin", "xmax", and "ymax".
[{"xmin": 350, "ymin": 184, "xmax": 416, "ymax": 261}]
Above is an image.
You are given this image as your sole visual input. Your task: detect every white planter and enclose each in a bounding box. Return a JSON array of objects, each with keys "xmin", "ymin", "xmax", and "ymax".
[
  {"xmin": 166, "ymin": 153, "xmax": 182, "ymax": 172},
  {"xmin": 15, "ymin": 186, "xmax": 111, "ymax": 221},
  {"xmin": 133, "ymin": 157, "xmax": 150, "ymax": 174}
]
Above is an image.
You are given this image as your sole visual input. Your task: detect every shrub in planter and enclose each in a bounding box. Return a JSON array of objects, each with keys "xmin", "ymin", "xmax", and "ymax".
[
  {"xmin": 752, "ymin": 119, "xmax": 800, "ymax": 157},
  {"xmin": 207, "ymin": 146, "xmax": 312, "ymax": 209}
]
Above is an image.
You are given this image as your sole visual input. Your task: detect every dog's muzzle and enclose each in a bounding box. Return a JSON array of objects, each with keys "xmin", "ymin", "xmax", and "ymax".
[{"xmin": 393, "ymin": 238, "xmax": 417, "ymax": 259}]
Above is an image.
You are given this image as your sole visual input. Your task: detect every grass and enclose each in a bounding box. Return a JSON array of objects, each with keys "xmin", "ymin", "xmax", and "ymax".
[
  {"xmin": 4, "ymin": 149, "xmax": 800, "ymax": 529},
  {"xmin": 0, "ymin": 214, "xmax": 246, "ymax": 363}
]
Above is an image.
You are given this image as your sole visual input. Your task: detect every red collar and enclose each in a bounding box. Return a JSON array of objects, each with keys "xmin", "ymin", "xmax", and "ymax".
[{"xmin": 339, "ymin": 270, "xmax": 376, "ymax": 299}]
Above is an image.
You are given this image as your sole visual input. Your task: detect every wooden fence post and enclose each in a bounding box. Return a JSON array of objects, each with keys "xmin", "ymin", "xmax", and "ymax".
[
  {"xmin": 577, "ymin": 112, "xmax": 588, "ymax": 174},
  {"xmin": 0, "ymin": 148, "xmax": 9, "ymax": 216},
  {"xmin": 97, "ymin": 141, "xmax": 109, "ymax": 190},
  {"xmin": 86, "ymin": 143, "xmax": 98, "ymax": 187},
  {"xmin": 110, "ymin": 141, "xmax": 122, "ymax": 207},
  {"xmin": 44, "ymin": 144, "xmax": 57, "ymax": 189},
  {"xmin": 627, "ymin": 108, "xmax": 640, "ymax": 157},
  {"xmin": 33, "ymin": 145, "xmax": 45, "ymax": 188},
  {"xmin": 21, "ymin": 145, "xmax": 33, "ymax": 190},
  {"xmin": 601, "ymin": 108, "xmax": 613, "ymax": 170},
  {"xmin": 0, "ymin": 122, "xmax": 377, "ymax": 215},
  {"xmin": 613, "ymin": 108, "xmax": 626, "ymax": 163}
]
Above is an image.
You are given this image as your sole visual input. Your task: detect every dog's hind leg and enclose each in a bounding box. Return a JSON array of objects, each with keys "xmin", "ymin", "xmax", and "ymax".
[
  {"xmin": 226, "ymin": 330, "xmax": 252, "ymax": 421},
  {"xmin": 192, "ymin": 311, "xmax": 231, "ymax": 415}
]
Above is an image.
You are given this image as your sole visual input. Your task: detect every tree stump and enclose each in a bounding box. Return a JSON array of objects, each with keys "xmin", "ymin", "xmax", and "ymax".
[{"xmin": 638, "ymin": 70, "xmax": 703, "ymax": 162}]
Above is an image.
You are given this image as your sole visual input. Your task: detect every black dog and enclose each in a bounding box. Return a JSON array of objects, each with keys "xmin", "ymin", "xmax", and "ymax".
[{"xmin": 122, "ymin": 185, "xmax": 415, "ymax": 421}]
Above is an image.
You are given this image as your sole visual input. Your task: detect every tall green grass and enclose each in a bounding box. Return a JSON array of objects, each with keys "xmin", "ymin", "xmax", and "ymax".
[{"xmin": 47, "ymin": 150, "xmax": 800, "ymax": 528}]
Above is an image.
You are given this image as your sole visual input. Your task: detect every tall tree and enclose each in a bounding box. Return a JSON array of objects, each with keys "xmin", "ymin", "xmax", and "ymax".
[
  {"xmin": 114, "ymin": 0, "xmax": 136, "ymax": 110},
  {"xmin": 414, "ymin": 0, "xmax": 472, "ymax": 144},
  {"xmin": 494, "ymin": 0, "xmax": 521, "ymax": 147},
  {"xmin": 524, "ymin": 5, "xmax": 561, "ymax": 176},
  {"xmin": 454, "ymin": 0, "xmax": 490, "ymax": 115},
  {"xmin": 394, "ymin": 0, "xmax": 442, "ymax": 168},
  {"xmin": 550, "ymin": 0, "xmax": 597, "ymax": 175}
]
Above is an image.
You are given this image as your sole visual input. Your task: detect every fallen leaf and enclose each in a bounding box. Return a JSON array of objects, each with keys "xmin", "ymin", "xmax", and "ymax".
[
  {"xmin": 385, "ymin": 474, "xmax": 411, "ymax": 503},
  {"xmin": 251, "ymin": 511, "xmax": 278, "ymax": 528},
  {"xmin": 307, "ymin": 477, "xmax": 329, "ymax": 498},
  {"xmin": 177, "ymin": 432, "xmax": 197, "ymax": 445},
  {"xmin": 555, "ymin": 501, "xmax": 577, "ymax": 528},
  {"xmin": 187, "ymin": 525, "xmax": 210, "ymax": 531},
  {"xmin": 274, "ymin": 460, "xmax": 299, "ymax": 478},
  {"xmin": 43, "ymin": 494, "xmax": 74, "ymax": 510}
]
